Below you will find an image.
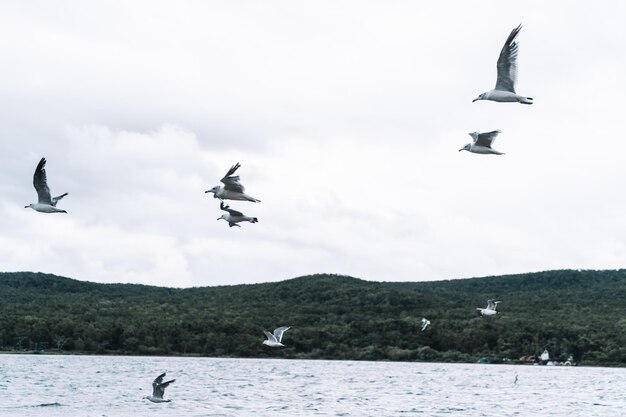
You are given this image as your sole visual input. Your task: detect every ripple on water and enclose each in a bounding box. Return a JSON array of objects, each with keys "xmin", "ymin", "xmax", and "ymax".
[{"xmin": 0, "ymin": 356, "xmax": 623, "ymax": 417}]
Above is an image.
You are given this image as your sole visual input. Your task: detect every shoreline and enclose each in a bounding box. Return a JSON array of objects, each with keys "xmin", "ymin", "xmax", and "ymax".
[{"xmin": 2, "ymin": 350, "xmax": 622, "ymax": 368}]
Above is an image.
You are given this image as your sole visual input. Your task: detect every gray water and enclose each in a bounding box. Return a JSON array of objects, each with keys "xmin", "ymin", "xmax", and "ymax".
[{"xmin": 0, "ymin": 355, "xmax": 624, "ymax": 417}]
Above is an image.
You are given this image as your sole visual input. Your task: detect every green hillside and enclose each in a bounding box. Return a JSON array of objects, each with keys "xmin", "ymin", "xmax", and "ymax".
[{"xmin": 1, "ymin": 270, "xmax": 625, "ymax": 366}]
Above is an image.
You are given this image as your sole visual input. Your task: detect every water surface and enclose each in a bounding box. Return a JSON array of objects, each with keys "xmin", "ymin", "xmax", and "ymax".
[{"xmin": 0, "ymin": 355, "xmax": 623, "ymax": 416}]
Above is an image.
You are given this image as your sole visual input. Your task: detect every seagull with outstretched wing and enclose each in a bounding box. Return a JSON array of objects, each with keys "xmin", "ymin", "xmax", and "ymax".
[
  {"xmin": 263, "ymin": 326, "xmax": 291, "ymax": 347},
  {"xmin": 25, "ymin": 157, "xmax": 68, "ymax": 213},
  {"xmin": 205, "ymin": 163, "xmax": 260, "ymax": 202},
  {"xmin": 473, "ymin": 24, "xmax": 533, "ymax": 104},
  {"xmin": 459, "ymin": 130, "xmax": 504, "ymax": 155},
  {"xmin": 218, "ymin": 202, "xmax": 258, "ymax": 227},
  {"xmin": 143, "ymin": 372, "xmax": 175, "ymax": 403},
  {"xmin": 476, "ymin": 299, "xmax": 501, "ymax": 317}
]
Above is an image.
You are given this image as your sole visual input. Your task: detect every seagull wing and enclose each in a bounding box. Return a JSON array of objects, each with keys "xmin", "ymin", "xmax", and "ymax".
[
  {"xmin": 264, "ymin": 330, "xmax": 277, "ymax": 343},
  {"xmin": 158, "ymin": 379, "xmax": 175, "ymax": 396},
  {"xmin": 474, "ymin": 130, "xmax": 501, "ymax": 148},
  {"xmin": 153, "ymin": 372, "xmax": 166, "ymax": 386},
  {"xmin": 220, "ymin": 202, "xmax": 243, "ymax": 217},
  {"xmin": 33, "ymin": 158, "xmax": 52, "ymax": 205},
  {"xmin": 52, "ymin": 192, "xmax": 68, "ymax": 207},
  {"xmin": 273, "ymin": 326, "xmax": 291, "ymax": 342},
  {"xmin": 487, "ymin": 299, "xmax": 495, "ymax": 310},
  {"xmin": 151, "ymin": 373, "xmax": 166, "ymax": 398},
  {"xmin": 153, "ymin": 378, "xmax": 175, "ymax": 399},
  {"xmin": 221, "ymin": 163, "xmax": 245, "ymax": 193},
  {"xmin": 495, "ymin": 24, "xmax": 522, "ymax": 93}
]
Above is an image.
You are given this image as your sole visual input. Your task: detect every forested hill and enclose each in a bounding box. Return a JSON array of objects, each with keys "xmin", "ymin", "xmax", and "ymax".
[{"xmin": 1, "ymin": 270, "xmax": 625, "ymax": 366}]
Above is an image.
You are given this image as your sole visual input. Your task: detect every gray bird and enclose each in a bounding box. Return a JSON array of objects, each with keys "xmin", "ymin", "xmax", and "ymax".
[
  {"xmin": 205, "ymin": 163, "xmax": 260, "ymax": 202},
  {"xmin": 263, "ymin": 326, "xmax": 291, "ymax": 347},
  {"xmin": 459, "ymin": 130, "xmax": 504, "ymax": 155},
  {"xmin": 143, "ymin": 372, "xmax": 175, "ymax": 403},
  {"xmin": 473, "ymin": 24, "xmax": 533, "ymax": 104},
  {"xmin": 218, "ymin": 202, "xmax": 258, "ymax": 227},
  {"xmin": 476, "ymin": 299, "xmax": 502, "ymax": 317},
  {"xmin": 24, "ymin": 158, "xmax": 68, "ymax": 213}
]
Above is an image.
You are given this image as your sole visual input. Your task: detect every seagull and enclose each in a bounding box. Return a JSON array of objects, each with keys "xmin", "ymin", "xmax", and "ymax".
[
  {"xmin": 420, "ymin": 318, "xmax": 430, "ymax": 331},
  {"xmin": 205, "ymin": 163, "xmax": 260, "ymax": 202},
  {"xmin": 472, "ymin": 24, "xmax": 533, "ymax": 104},
  {"xmin": 459, "ymin": 130, "xmax": 504, "ymax": 155},
  {"xmin": 263, "ymin": 326, "xmax": 291, "ymax": 347},
  {"xmin": 25, "ymin": 157, "xmax": 68, "ymax": 213},
  {"xmin": 218, "ymin": 202, "xmax": 258, "ymax": 227},
  {"xmin": 143, "ymin": 372, "xmax": 175, "ymax": 403},
  {"xmin": 476, "ymin": 299, "xmax": 501, "ymax": 317}
]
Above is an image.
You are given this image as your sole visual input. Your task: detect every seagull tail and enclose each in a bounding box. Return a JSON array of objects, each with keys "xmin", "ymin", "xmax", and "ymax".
[{"xmin": 520, "ymin": 97, "xmax": 533, "ymax": 104}]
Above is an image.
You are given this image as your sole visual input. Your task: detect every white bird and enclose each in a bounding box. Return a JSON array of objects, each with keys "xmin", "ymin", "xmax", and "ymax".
[
  {"xmin": 473, "ymin": 24, "xmax": 533, "ymax": 104},
  {"xmin": 143, "ymin": 372, "xmax": 175, "ymax": 403},
  {"xmin": 459, "ymin": 130, "xmax": 504, "ymax": 155},
  {"xmin": 205, "ymin": 163, "xmax": 260, "ymax": 202},
  {"xmin": 218, "ymin": 202, "xmax": 258, "ymax": 227},
  {"xmin": 476, "ymin": 299, "xmax": 501, "ymax": 317},
  {"xmin": 263, "ymin": 326, "xmax": 291, "ymax": 347},
  {"xmin": 420, "ymin": 318, "xmax": 430, "ymax": 331},
  {"xmin": 25, "ymin": 157, "xmax": 68, "ymax": 213}
]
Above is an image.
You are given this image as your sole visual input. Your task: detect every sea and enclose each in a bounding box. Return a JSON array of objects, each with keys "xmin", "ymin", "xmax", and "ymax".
[{"xmin": 0, "ymin": 355, "xmax": 623, "ymax": 417}]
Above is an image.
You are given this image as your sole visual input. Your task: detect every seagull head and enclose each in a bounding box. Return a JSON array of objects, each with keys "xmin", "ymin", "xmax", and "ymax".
[
  {"xmin": 205, "ymin": 186, "xmax": 220, "ymax": 196},
  {"xmin": 459, "ymin": 143, "xmax": 471, "ymax": 152},
  {"xmin": 217, "ymin": 214, "xmax": 228, "ymax": 221},
  {"xmin": 472, "ymin": 93, "xmax": 486, "ymax": 102}
]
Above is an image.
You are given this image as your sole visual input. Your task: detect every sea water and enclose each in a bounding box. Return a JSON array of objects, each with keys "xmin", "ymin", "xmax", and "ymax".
[{"xmin": 0, "ymin": 355, "xmax": 623, "ymax": 416}]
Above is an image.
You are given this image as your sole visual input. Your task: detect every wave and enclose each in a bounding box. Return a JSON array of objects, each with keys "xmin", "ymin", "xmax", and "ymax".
[{"xmin": 33, "ymin": 402, "xmax": 63, "ymax": 407}]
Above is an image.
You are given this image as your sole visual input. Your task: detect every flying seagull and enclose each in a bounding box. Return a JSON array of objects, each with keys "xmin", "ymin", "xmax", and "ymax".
[
  {"xmin": 263, "ymin": 326, "xmax": 291, "ymax": 347},
  {"xmin": 218, "ymin": 202, "xmax": 258, "ymax": 227},
  {"xmin": 459, "ymin": 130, "xmax": 504, "ymax": 155},
  {"xmin": 476, "ymin": 299, "xmax": 501, "ymax": 317},
  {"xmin": 25, "ymin": 157, "xmax": 68, "ymax": 213},
  {"xmin": 205, "ymin": 163, "xmax": 260, "ymax": 202},
  {"xmin": 143, "ymin": 372, "xmax": 175, "ymax": 403},
  {"xmin": 420, "ymin": 318, "xmax": 430, "ymax": 331},
  {"xmin": 473, "ymin": 24, "xmax": 533, "ymax": 104}
]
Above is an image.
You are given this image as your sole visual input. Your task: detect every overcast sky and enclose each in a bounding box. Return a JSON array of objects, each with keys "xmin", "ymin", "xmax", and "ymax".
[{"xmin": 1, "ymin": 1, "xmax": 625, "ymax": 287}]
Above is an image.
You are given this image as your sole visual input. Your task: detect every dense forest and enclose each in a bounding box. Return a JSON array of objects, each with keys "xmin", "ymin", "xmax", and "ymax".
[{"xmin": 1, "ymin": 270, "xmax": 625, "ymax": 366}]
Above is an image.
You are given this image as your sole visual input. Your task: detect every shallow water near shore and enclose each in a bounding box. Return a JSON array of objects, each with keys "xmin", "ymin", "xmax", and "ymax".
[{"xmin": 0, "ymin": 355, "xmax": 624, "ymax": 416}]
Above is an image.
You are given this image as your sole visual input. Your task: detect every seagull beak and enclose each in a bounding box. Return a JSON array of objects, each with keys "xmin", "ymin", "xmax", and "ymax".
[
  {"xmin": 472, "ymin": 98, "xmax": 479, "ymax": 102},
  {"xmin": 24, "ymin": 205, "xmax": 29, "ymax": 208},
  {"xmin": 458, "ymin": 148, "xmax": 464, "ymax": 152}
]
